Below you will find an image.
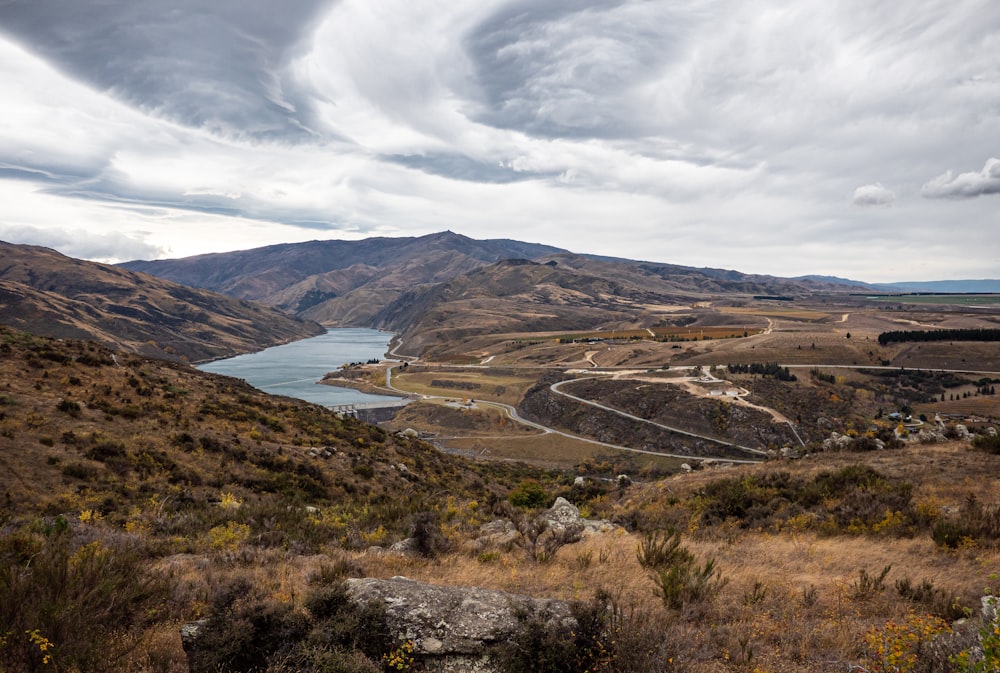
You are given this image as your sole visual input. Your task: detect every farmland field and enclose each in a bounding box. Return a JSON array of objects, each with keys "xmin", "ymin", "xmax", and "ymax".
[
  {"xmin": 717, "ymin": 306, "xmax": 832, "ymax": 321},
  {"xmin": 867, "ymin": 294, "xmax": 1000, "ymax": 306}
]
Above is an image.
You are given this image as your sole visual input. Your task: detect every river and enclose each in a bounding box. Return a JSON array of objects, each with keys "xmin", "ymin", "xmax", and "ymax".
[{"xmin": 197, "ymin": 328, "xmax": 401, "ymax": 407}]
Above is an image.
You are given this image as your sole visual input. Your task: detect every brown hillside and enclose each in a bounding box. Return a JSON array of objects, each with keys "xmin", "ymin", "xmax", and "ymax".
[
  {"xmin": 118, "ymin": 233, "xmax": 870, "ymax": 356},
  {"xmin": 0, "ymin": 325, "xmax": 535, "ymax": 527},
  {"xmin": 0, "ymin": 241, "xmax": 323, "ymax": 361}
]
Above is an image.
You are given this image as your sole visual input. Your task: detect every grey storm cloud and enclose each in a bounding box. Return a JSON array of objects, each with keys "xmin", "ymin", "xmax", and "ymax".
[
  {"xmin": 464, "ymin": 0, "xmax": 688, "ymax": 139},
  {"xmin": 0, "ymin": 0, "xmax": 331, "ymax": 140},
  {"xmin": 921, "ymin": 158, "xmax": 1000, "ymax": 199}
]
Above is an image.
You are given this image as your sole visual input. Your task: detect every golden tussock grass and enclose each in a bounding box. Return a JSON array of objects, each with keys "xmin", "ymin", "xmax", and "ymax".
[{"xmin": 357, "ymin": 524, "xmax": 998, "ymax": 673}]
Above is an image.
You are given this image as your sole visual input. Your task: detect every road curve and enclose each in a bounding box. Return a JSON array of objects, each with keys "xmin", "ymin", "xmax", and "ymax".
[
  {"xmin": 382, "ymin": 364, "xmax": 764, "ymax": 464},
  {"xmin": 549, "ymin": 378, "xmax": 768, "ymax": 457}
]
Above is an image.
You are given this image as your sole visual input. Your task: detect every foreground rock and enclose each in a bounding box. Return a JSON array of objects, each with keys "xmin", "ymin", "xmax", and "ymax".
[{"xmin": 345, "ymin": 576, "xmax": 574, "ymax": 673}]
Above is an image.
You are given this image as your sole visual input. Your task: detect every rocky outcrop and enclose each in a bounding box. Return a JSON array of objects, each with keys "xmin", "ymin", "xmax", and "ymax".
[
  {"xmin": 345, "ymin": 576, "xmax": 573, "ymax": 673},
  {"xmin": 182, "ymin": 577, "xmax": 576, "ymax": 673},
  {"xmin": 542, "ymin": 496, "xmax": 615, "ymax": 536},
  {"xmin": 473, "ymin": 497, "xmax": 617, "ymax": 553}
]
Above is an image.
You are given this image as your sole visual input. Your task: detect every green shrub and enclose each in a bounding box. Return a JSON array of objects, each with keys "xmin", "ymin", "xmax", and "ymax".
[
  {"xmin": 636, "ymin": 528, "xmax": 694, "ymax": 569},
  {"xmin": 653, "ymin": 557, "xmax": 727, "ymax": 611},
  {"xmin": 638, "ymin": 527, "xmax": 726, "ymax": 612},
  {"xmin": 61, "ymin": 462, "xmax": 99, "ymax": 481},
  {"xmin": 972, "ymin": 431, "xmax": 1000, "ymax": 455},
  {"xmin": 0, "ymin": 520, "xmax": 164, "ymax": 672},
  {"xmin": 408, "ymin": 511, "xmax": 450, "ymax": 558},
  {"xmin": 491, "ymin": 594, "xmax": 612, "ymax": 673},
  {"xmin": 852, "ymin": 565, "xmax": 891, "ymax": 600},
  {"xmin": 932, "ymin": 494, "xmax": 1000, "ymax": 548},
  {"xmin": 896, "ymin": 576, "xmax": 970, "ymax": 621},
  {"xmin": 303, "ymin": 585, "xmax": 392, "ymax": 663},
  {"xmin": 190, "ymin": 576, "xmax": 395, "ymax": 673},
  {"xmin": 508, "ymin": 479, "xmax": 550, "ymax": 509},
  {"xmin": 56, "ymin": 398, "xmax": 81, "ymax": 416},
  {"xmin": 188, "ymin": 580, "xmax": 310, "ymax": 673}
]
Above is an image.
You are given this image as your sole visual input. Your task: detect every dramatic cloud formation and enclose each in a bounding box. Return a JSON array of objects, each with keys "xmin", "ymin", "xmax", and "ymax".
[
  {"xmin": 0, "ymin": 0, "xmax": 998, "ymax": 282},
  {"xmin": 852, "ymin": 183, "xmax": 896, "ymax": 208}
]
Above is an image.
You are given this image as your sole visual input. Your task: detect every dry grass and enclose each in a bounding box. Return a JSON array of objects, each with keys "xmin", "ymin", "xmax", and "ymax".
[
  {"xmin": 441, "ymin": 432, "xmax": 685, "ymax": 472},
  {"xmin": 390, "ymin": 368, "xmax": 540, "ymax": 406},
  {"xmin": 717, "ymin": 306, "xmax": 833, "ymax": 322},
  {"xmin": 355, "ymin": 519, "xmax": 998, "ymax": 673},
  {"xmin": 9, "ymin": 440, "xmax": 997, "ymax": 673}
]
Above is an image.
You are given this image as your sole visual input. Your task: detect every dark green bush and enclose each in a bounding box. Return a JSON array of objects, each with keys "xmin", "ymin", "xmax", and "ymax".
[
  {"xmin": 191, "ymin": 576, "xmax": 394, "ymax": 673},
  {"xmin": 508, "ymin": 479, "xmax": 550, "ymax": 509},
  {"xmin": 972, "ymin": 431, "xmax": 1000, "ymax": 455},
  {"xmin": 409, "ymin": 511, "xmax": 450, "ymax": 558},
  {"xmin": 931, "ymin": 494, "xmax": 1000, "ymax": 548},
  {"xmin": 695, "ymin": 466, "xmax": 918, "ymax": 535},
  {"xmin": 653, "ymin": 556, "xmax": 727, "ymax": 611},
  {"xmin": 636, "ymin": 528, "xmax": 694, "ymax": 569},
  {"xmin": 189, "ymin": 581, "xmax": 310, "ymax": 673},
  {"xmin": 62, "ymin": 462, "xmax": 99, "ymax": 480},
  {"xmin": 491, "ymin": 594, "xmax": 612, "ymax": 673},
  {"xmin": 0, "ymin": 521, "xmax": 164, "ymax": 672},
  {"xmin": 851, "ymin": 565, "xmax": 891, "ymax": 600},
  {"xmin": 56, "ymin": 398, "xmax": 81, "ymax": 416}
]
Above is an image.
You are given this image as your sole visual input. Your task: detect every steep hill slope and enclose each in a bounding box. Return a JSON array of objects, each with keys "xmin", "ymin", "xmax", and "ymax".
[
  {"xmin": 0, "ymin": 241, "xmax": 323, "ymax": 362},
  {"xmin": 0, "ymin": 324, "xmax": 504, "ymax": 521}
]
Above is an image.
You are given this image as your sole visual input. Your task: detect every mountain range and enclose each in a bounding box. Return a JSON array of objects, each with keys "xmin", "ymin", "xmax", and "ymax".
[
  {"xmin": 3, "ymin": 232, "xmax": 996, "ymax": 363},
  {"xmin": 119, "ymin": 231, "xmax": 889, "ymax": 355},
  {"xmin": 795, "ymin": 275, "xmax": 1000, "ymax": 293}
]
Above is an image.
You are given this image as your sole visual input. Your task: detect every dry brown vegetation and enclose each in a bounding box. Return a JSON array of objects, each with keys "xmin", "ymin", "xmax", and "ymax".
[{"xmin": 3, "ymin": 285, "xmax": 1000, "ymax": 673}]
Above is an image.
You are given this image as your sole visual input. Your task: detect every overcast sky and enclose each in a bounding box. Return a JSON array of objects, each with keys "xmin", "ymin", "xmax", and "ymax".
[{"xmin": 1, "ymin": 0, "xmax": 998, "ymax": 282}]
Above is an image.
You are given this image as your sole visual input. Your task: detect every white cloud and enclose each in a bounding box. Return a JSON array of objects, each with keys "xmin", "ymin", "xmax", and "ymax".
[
  {"xmin": 851, "ymin": 183, "xmax": 896, "ymax": 207},
  {"xmin": 921, "ymin": 158, "xmax": 1000, "ymax": 199}
]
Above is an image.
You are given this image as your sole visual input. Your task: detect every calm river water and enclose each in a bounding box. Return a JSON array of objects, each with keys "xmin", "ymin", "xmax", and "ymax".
[{"xmin": 197, "ymin": 328, "xmax": 400, "ymax": 407}]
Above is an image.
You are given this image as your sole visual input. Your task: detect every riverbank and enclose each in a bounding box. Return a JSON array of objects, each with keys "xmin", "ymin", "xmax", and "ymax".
[{"xmin": 320, "ymin": 368, "xmax": 408, "ymax": 400}]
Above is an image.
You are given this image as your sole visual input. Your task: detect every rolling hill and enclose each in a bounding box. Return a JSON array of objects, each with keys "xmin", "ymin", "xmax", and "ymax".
[{"xmin": 0, "ymin": 240, "xmax": 323, "ymax": 362}]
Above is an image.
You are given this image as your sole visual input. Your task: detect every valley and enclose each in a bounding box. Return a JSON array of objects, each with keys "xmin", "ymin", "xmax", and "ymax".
[
  {"xmin": 322, "ymin": 294, "xmax": 1000, "ymax": 472},
  {"xmin": 1, "ymin": 234, "xmax": 999, "ymax": 673}
]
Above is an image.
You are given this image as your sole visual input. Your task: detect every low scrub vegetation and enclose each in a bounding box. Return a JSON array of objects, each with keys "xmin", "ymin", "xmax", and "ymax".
[{"xmin": 2, "ymin": 326, "xmax": 999, "ymax": 673}]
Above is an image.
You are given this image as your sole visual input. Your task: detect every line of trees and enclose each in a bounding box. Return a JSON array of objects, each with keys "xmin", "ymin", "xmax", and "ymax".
[
  {"xmin": 877, "ymin": 328, "xmax": 1000, "ymax": 345},
  {"xmin": 727, "ymin": 362, "xmax": 797, "ymax": 381}
]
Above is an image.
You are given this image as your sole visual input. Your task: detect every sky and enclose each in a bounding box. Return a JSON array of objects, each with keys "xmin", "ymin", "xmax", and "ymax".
[{"xmin": 0, "ymin": 0, "xmax": 998, "ymax": 283}]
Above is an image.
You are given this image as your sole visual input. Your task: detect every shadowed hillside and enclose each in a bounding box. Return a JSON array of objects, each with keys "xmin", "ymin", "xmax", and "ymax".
[{"xmin": 0, "ymin": 241, "xmax": 323, "ymax": 361}]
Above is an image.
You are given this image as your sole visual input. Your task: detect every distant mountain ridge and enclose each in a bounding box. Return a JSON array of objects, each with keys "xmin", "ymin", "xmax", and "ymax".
[
  {"xmin": 114, "ymin": 231, "xmax": 883, "ymax": 358},
  {"xmin": 0, "ymin": 240, "xmax": 323, "ymax": 361},
  {"xmin": 879, "ymin": 280, "xmax": 1000, "ymax": 293},
  {"xmin": 795, "ymin": 275, "xmax": 1000, "ymax": 294}
]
